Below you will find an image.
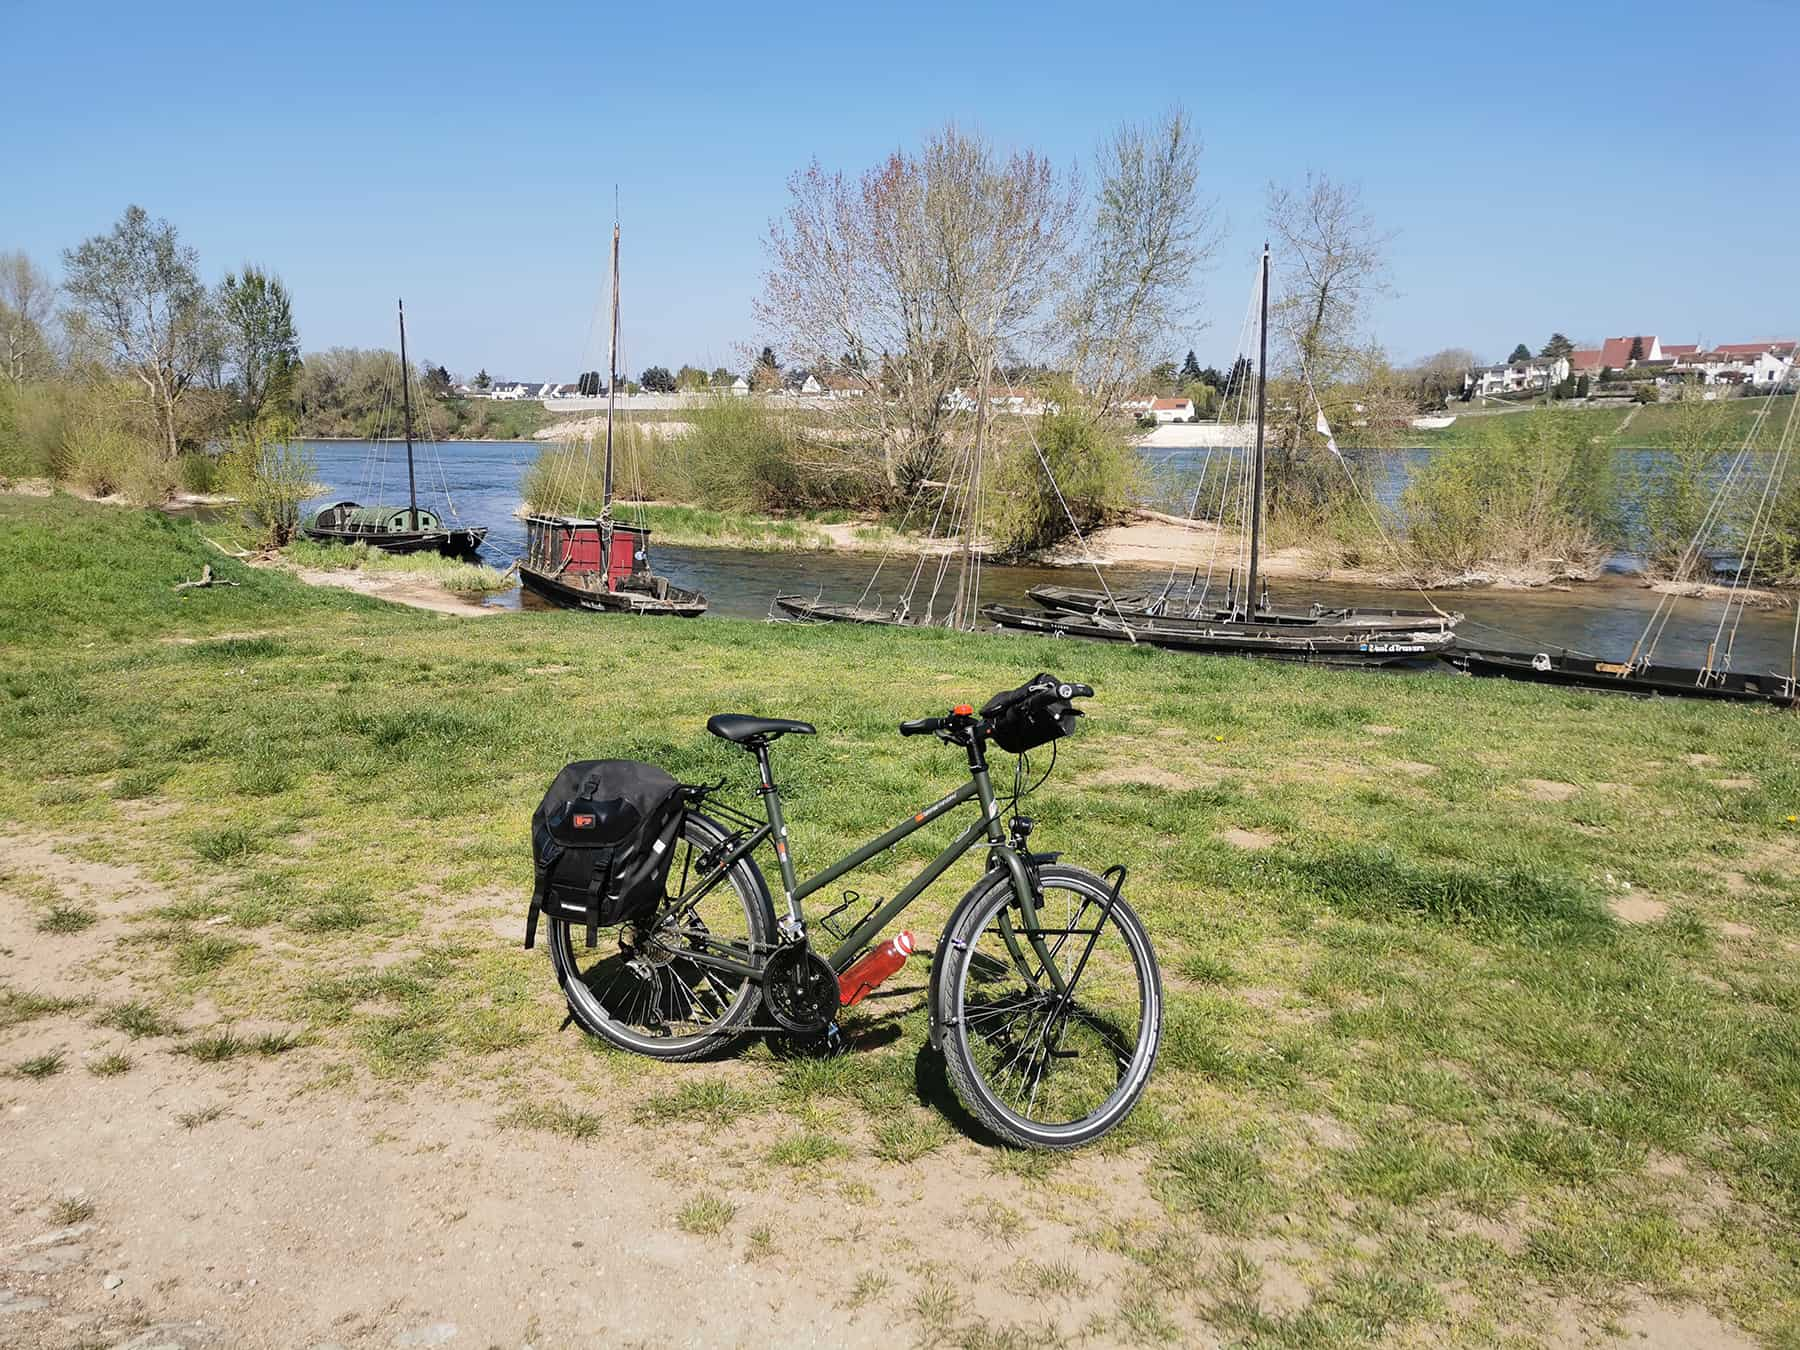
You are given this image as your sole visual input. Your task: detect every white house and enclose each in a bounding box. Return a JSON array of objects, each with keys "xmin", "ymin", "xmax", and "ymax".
[
  {"xmin": 730, "ymin": 376, "xmax": 750, "ymax": 397},
  {"xmin": 1467, "ymin": 356, "xmax": 1570, "ymax": 397},
  {"xmin": 1149, "ymin": 396, "xmax": 1195, "ymax": 423}
]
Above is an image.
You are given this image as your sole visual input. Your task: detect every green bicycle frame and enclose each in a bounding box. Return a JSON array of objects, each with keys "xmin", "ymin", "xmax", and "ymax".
[{"xmin": 677, "ymin": 738, "xmax": 1067, "ymax": 993}]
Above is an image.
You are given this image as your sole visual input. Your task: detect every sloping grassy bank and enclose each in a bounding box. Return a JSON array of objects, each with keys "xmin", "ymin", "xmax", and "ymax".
[
  {"xmin": 1412, "ymin": 397, "xmax": 1785, "ymax": 450},
  {"xmin": 3, "ymin": 493, "xmax": 1798, "ymax": 1345}
]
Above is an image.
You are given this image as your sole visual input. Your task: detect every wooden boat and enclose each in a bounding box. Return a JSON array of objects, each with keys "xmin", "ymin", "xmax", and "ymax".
[
  {"xmin": 1024, "ymin": 583, "xmax": 1460, "ymax": 634},
  {"xmin": 303, "ymin": 501, "xmax": 487, "ymax": 556},
  {"xmin": 1442, "ymin": 647, "xmax": 1797, "ymax": 707},
  {"xmin": 521, "ymin": 515, "xmax": 705, "ymax": 616},
  {"xmin": 516, "ymin": 222, "xmax": 705, "ymax": 619},
  {"xmin": 771, "ymin": 594, "xmax": 912, "ymax": 626},
  {"xmin": 983, "ymin": 603, "xmax": 1454, "ymax": 666},
  {"xmin": 301, "ymin": 300, "xmax": 487, "ymax": 558}
]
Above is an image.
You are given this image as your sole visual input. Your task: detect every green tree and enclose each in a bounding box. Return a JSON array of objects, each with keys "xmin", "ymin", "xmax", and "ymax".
[
  {"xmin": 674, "ymin": 364, "xmax": 709, "ymax": 390},
  {"xmin": 1148, "ymin": 359, "xmax": 1179, "ymax": 391},
  {"xmin": 1628, "ymin": 337, "xmax": 1645, "ymax": 363},
  {"xmin": 1541, "ymin": 333, "xmax": 1573, "ymax": 360},
  {"xmin": 709, "ymin": 366, "xmax": 732, "ymax": 385},
  {"xmin": 1180, "ymin": 349, "xmax": 1203, "ymax": 383},
  {"xmin": 222, "ymin": 413, "xmax": 315, "ymax": 547},
  {"xmin": 1508, "ymin": 343, "xmax": 1532, "ymax": 363},
  {"xmin": 217, "ymin": 266, "xmax": 299, "ymax": 420},
  {"xmin": 639, "ymin": 365, "xmax": 676, "ymax": 393},
  {"xmin": 62, "ymin": 205, "xmax": 223, "ymax": 459},
  {"xmin": 473, "ymin": 368, "xmax": 491, "ymax": 390}
]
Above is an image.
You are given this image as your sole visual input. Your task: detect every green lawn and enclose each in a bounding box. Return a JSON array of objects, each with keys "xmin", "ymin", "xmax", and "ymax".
[
  {"xmin": 3, "ymin": 492, "xmax": 1799, "ymax": 1345},
  {"xmin": 1412, "ymin": 397, "xmax": 1788, "ymax": 450}
]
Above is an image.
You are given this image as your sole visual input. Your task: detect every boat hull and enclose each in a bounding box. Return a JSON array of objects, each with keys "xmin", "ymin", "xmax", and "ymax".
[
  {"xmin": 1443, "ymin": 648, "xmax": 1797, "ymax": 707},
  {"xmin": 300, "ymin": 525, "xmax": 488, "ymax": 557},
  {"xmin": 771, "ymin": 594, "xmax": 915, "ymax": 626},
  {"xmin": 984, "ymin": 604, "xmax": 1451, "ymax": 666},
  {"xmin": 520, "ymin": 564, "xmax": 706, "ymax": 617},
  {"xmin": 1026, "ymin": 585, "xmax": 1461, "ymax": 633}
]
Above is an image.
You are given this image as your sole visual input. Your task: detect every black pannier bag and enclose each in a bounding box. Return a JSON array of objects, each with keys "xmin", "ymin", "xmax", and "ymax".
[
  {"xmin": 981, "ymin": 673, "xmax": 1083, "ymax": 754},
  {"xmin": 524, "ymin": 760, "xmax": 686, "ymax": 950}
]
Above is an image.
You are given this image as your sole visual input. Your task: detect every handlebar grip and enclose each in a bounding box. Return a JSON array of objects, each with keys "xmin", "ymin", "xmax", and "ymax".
[{"xmin": 898, "ymin": 717, "xmax": 942, "ymax": 737}]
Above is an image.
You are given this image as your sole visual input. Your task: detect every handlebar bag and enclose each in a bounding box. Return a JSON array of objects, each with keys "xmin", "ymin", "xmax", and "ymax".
[
  {"xmin": 981, "ymin": 673, "xmax": 1083, "ymax": 754},
  {"xmin": 524, "ymin": 759, "xmax": 686, "ymax": 950}
]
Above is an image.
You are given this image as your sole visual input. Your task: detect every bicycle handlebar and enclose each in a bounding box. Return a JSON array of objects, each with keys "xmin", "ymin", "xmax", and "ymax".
[{"xmin": 897, "ymin": 676, "xmax": 1092, "ymax": 740}]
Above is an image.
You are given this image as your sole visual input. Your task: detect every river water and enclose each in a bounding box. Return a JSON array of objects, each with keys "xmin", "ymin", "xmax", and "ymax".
[{"xmin": 297, "ymin": 439, "xmax": 1800, "ymax": 675}]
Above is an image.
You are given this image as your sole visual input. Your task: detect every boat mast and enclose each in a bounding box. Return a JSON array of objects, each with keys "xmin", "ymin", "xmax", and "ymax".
[
  {"xmin": 1244, "ymin": 245, "xmax": 1270, "ymax": 620},
  {"xmin": 603, "ymin": 221, "xmax": 620, "ymax": 521},
  {"xmin": 398, "ymin": 298, "xmax": 419, "ymax": 532}
]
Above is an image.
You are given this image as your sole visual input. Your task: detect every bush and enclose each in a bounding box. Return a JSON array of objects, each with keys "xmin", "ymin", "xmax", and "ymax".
[
  {"xmin": 1400, "ymin": 411, "xmax": 1618, "ymax": 581},
  {"xmin": 222, "ymin": 416, "xmax": 316, "ymax": 546},
  {"xmin": 986, "ymin": 408, "xmax": 1140, "ymax": 557},
  {"xmin": 178, "ymin": 451, "xmax": 222, "ymax": 495},
  {"xmin": 1631, "ymin": 392, "xmax": 1736, "ymax": 581},
  {"xmin": 0, "ymin": 381, "xmax": 72, "ymax": 480}
]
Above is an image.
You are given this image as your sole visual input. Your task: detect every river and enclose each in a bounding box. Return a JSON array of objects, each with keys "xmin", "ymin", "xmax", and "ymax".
[{"xmin": 296, "ymin": 439, "xmax": 1800, "ymax": 675}]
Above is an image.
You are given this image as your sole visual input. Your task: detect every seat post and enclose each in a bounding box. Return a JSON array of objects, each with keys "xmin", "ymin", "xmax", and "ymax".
[{"xmin": 754, "ymin": 741, "xmax": 802, "ymax": 930}]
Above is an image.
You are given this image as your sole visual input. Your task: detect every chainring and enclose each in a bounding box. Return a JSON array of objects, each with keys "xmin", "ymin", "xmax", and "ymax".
[{"xmin": 761, "ymin": 943, "xmax": 840, "ymax": 1035}]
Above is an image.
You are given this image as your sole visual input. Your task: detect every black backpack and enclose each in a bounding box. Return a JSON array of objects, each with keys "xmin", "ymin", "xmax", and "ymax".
[{"xmin": 524, "ymin": 760, "xmax": 687, "ymax": 950}]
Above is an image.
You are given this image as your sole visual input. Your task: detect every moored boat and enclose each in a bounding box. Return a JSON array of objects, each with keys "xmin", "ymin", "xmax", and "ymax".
[
  {"xmin": 300, "ymin": 300, "xmax": 488, "ymax": 558},
  {"xmin": 1442, "ymin": 647, "xmax": 1797, "ymax": 707},
  {"xmin": 983, "ymin": 603, "xmax": 1453, "ymax": 666},
  {"xmin": 1024, "ymin": 583, "xmax": 1460, "ymax": 634},
  {"xmin": 516, "ymin": 220, "xmax": 706, "ymax": 619}
]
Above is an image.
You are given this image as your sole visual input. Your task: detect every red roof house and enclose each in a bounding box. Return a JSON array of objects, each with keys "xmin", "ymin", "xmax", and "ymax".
[{"xmin": 1598, "ymin": 335, "xmax": 1661, "ymax": 367}]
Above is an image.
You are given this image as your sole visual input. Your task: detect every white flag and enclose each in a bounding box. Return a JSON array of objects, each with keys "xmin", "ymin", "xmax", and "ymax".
[{"xmin": 1315, "ymin": 407, "xmax": 1341, "ymax": 457}]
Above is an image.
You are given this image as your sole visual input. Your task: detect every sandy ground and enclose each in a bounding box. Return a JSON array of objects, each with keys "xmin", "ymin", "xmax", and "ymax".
[
  {"xmin": 275, "ymin": 565, "xmax": 504, "ymax": 618},
  {"xmin": 3, "ymin": 822, "xmax": 1766, "ymax": 1350}
]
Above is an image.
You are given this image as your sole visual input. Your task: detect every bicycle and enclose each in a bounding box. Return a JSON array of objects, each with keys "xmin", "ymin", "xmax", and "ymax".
[{"xmin": 542, "ymin": 674, "xmax": 1164, "ymax": 1149}]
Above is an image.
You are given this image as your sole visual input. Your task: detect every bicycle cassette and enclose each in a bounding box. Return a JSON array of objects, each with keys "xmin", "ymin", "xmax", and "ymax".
[{"xmin": 761, "ymin": 944, "xmax": 840, "ymax": 1035}]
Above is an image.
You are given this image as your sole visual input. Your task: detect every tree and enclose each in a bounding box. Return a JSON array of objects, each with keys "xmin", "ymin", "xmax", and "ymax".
[
  {"xmin": 1263, "ymin": 172, "xmax": 1393, "ymax": 511},
  {"xmin": 1541, "ymin": 333, "xmax": 1573, "ymax": 360},
  {"xmin": 473, "ymin": 368, "xmax": 491, "ymax": 390},
  {"xmin": 1180, "ymin": 349, "xmax": 1203, "ymax": 383},
  {"xmin": 639, "ymin": 365, "xmax": 675, "ymax": 392},
  {"xmin": 217, "ymin": 265, "xmax": 299, "ymax": 420},
  {"xmin": 1628, "ymin": 337, "xmax": 1645, "ymax": 363},
  {"xmin": 1148, "ymin": 359, "xmax": 1179, "ymax": 391},
  {"xmin": 709, "ymin": 366, "xmax": 732, "ymax": 385},
  {"xmin": 1199, "ymin": 365, "xmax": 1226, "ymax": 391},
  {"xmin": 420, "ymin": 362, "xmax": 452, "ymax": 398},
  {"xmin": 0, "ymin": 251, "xmax": 58, "ymax": 384},
  {"xmin": 757, "ymin": 124, "xmax": 1077, "ymax": 489},
  {"xmin": 1508, "ymin": 343, "xmax": 1532, "ymax": 363},
  {"xmin": 62, "ymin": 205, "xmax": 222, "ymax": 459},
  {"xmin": 221, "ymin": 413, "xmax": 314, "ymax": 547},
  {"xmin": 1410, "ymin": 348, "xmax": 1478, "ymax": 409},
  {"xmin": 674, "ymin": 364, "xmax": 710, "ymax": 390},
  {"xmin": 1061, "ymin": 108, "xmax": 1220, "ymax": 414},
  {"xmin": 756, "ymin": 346, "xmax": 779, "ymax": 376}
]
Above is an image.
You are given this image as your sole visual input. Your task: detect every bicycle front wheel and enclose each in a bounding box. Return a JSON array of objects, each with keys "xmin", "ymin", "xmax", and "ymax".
[{"xmin": 939, "ymin": 865, "xmax": 1162, "ymax": 1149}]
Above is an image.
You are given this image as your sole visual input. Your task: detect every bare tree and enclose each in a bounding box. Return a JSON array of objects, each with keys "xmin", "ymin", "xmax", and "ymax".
[
  {"xmin": 756, "ymin": 125, "xmax": 1077, "ymax": 491},
  {"xmin": 1263, "ymin": 173, "xmax": 1394, "ymax": 510},
  {"xmin": 1062, "ymin": 108, "xmax": 1221, "ymax": 413},
  {"xmin": 62, "ymin": 206, "xmax": 222, "ymax": 459},
  {"xmin": 0, "ymin": 250, "xmax": 58, "ymax": 384}
]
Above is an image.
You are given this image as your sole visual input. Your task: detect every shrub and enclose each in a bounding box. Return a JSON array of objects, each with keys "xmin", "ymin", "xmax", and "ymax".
[
  {"xmin": 986, "ymin": 407, "xmax": 1140, "ymax": 557},
  {"xmin": 1632, "ymin": 391, "xmax": 1737, "ymax": 581},
  {"xmin": 222, "ymin": 415, "xmax": 316, "ymax": 546},
  {"xmin": 1400, "ymin": 411, "xmax": 1618, "ymax": 580}
]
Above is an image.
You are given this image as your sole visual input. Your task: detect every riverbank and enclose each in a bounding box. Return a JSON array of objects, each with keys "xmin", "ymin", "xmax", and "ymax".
[{"xmin": 2, "ymin": 492, "xmax": 1798, "ymax": 1347}]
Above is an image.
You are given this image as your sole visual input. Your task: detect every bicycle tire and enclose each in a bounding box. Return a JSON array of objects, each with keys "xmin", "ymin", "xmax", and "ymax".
[{"xmin": 938, "ymin": 864, "xmax": 1162, "ymax": 1149}]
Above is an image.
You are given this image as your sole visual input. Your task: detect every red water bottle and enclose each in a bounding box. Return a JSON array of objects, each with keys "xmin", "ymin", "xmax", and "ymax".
[{"xmin": 837, "ymin": 932, "xmax": 915, "ymax": 1009}]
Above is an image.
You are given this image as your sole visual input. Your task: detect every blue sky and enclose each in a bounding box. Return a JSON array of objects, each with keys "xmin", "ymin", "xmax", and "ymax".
[{"xmin": 5, "ymin": 0, "xmax": 1797, "ymax": 381}]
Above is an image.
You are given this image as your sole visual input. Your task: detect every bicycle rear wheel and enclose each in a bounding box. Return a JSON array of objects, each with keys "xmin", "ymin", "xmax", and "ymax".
[
  {"xmin": 548, "ymin": 811, "xmax": 775, "ymax": 1060},
  {"xmin": 939, "ymin": 865, "xmax": 1161, "ymax": 1149}
]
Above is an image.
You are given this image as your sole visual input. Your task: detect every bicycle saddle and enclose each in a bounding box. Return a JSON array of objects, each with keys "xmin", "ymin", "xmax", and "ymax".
[{"xmin": 706, "ymin": 714, "xmax": 817, "ymax": 746}]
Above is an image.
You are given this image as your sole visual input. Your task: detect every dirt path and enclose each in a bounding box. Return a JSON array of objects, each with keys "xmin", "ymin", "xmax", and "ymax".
[{"xmin": 278, "ymin": 565, "xmax": 505, "ymax": 618}]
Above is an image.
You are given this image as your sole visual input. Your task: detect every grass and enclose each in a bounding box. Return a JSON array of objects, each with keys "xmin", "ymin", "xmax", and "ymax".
[
  {"xmin": 176, "ymin": 1103, "xmax": 228, "ymax": 1129},
  {"xmin": 88, "ymin": 1050, "xmax": 133, "ymax": 1076},
  {"xmin": 37, "ymin": 902, "xmax": 98, "ymax": 933},
  {"xmin": 13, "ymin": 1050, "xmax": 65, "ymax": 1079},
  {"xmin": 2, "ymin": 493, "xmax": 1799, "ymax": 1343},
  {"xmin": 282, "ymin": 538, "xmax": 511, "ymax": 594},
  {"xmin": 675, "ymin": 1192, "xmax": 736, "ymax": 1237},
  {"xmin": 1409, "ymin": 395, "xmax": 1788, "ymax": 450},
  {"xmin": 50, "ymin": 1196, "xmax": 95, "ymax": 1225}
]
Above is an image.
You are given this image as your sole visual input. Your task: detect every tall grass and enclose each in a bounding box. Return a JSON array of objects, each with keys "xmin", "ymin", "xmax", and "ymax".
[{"xmin": 282, "ymin": 538, "xmax": 510, "ymax": 593}]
